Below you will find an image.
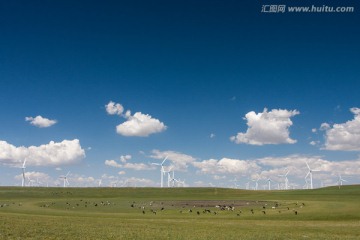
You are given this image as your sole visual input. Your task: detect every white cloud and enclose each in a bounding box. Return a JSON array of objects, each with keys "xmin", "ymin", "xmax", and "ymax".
[
  {"xmin": 255, "ymin": 154, "xmax": 360, "ymax": 178},
  {"xmin": 230, "ymin": 108, "xmax": 299, "ymax": 145},
  {"xmin": 104, "ymin": 160, "xmax": 122, "ymax": 168},
  {"xmin": 192, "ymin": 158, "xmax": 260, "ymax": 175},
  {"xmin": 15, "ymin": 171, "xmax": 51, "ymax": 185},
  {"xmin": 320, "ymin": 123, "xmax": 331, "ymax": 131},
  {"xmin": 213, "ymin": 175, "xmax": 226, "ymax": 180},
  {"xmin": 25, "ymin": 115, "xmax": 57, "ymax": 128},
  {"xmin": 118, "ymin": 171, "xmax": 126, "ymax": 175},
  {"xmin": 124, "ymin": 177, "xmax": 155, "ymax": 187},
  {"xmin": 321, "ymin": 108, "xmax": 360, "ymax": 151},
  {"xmin": 105, "ymin": 101, "xmax": 124, "ymax": 115},
  {"xmin": 150, "ymin": 149, "xmax": 196, "ymax": 170},
  {"xmin": 120, "ymin": 155, "xmax": 132, "ymax": 163},
  {"xmin": 210, "ymin": 133, "xmax": 216, "ymax": 138},
  {"xmin": 106, "ymin": 101, "xmax": 167, "ymax": 137},
  {"xmin": 0, "ymin": 139, "xmax": 85, "ymax": 167},
  {"xmin": 309, "ymin": 141, "xmax": 320, "ymax": 146},
  {"xmin": 116, "ymin": 112, "xmax": 167, "ymax": 137},
  {"xmin": 104, "ymin": 158, "xmax": 154, "ymax": 171},
  {"xmin": 122, "ymin": 162, "xmax": 153, "ymax": 171}
]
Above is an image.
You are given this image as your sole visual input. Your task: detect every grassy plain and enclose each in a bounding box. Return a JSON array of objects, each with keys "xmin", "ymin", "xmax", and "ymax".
[{"xmin": 0, "ymin": 186, "xmax": 359, "ymax": 239}]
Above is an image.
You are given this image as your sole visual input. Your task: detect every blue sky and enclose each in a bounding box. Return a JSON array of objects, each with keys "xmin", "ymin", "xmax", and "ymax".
[{"xmin": 1, "ymin": 0, "xmax": 360, "ymax": 188}]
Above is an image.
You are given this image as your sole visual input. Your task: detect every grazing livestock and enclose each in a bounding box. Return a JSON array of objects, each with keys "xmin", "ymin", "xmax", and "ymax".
[{"xmin": 262, "ymin": 211, "xmax": 266, "ymax": 215}]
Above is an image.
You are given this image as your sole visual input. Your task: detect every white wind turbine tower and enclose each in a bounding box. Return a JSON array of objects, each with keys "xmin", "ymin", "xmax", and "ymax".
[
  {"xmin": 98, "ymin": 179, "xmax": 102, "ymax": 187},
  {"xmin": 167, "ymin": 168, "xmax": 176, "ymax": 187},
  {"xmin": 303, "ymin": 176, "xmax": 309, "ymax": 189},
  {"xmin": 338, "ymin": 174, "xmax": 347, "ymax": 188},
  {"xmin": 21, "ymin": 158, "xmax": 27, "ymax": 187},
  {"xmin": 27, "ymin": 177, "xmax": 35, "ymax": 187},
  {"xmin": 151, "ymin": 156, "xmax": 168, "ymax": 188},
  {"xmin": 252, "ymin": 177, "xmax": 260, "ymax": 190},
  {"xmin": 59, "ymin": 171, "xmax": 70, "ymax": 188},
  {"xmin": 267, "ymin": 177, "xmax": 273, "ymax": 190},
  {"xmin": 278, "ymin": 169, "xmax": 290, "ymax": 190},
  {"xmin": 305, "ymin": 160, "xmax": 320, "ymax": 189},
  {"xmin": 176, "ymin": 178, "xmax": 185, "ymax": 187}
]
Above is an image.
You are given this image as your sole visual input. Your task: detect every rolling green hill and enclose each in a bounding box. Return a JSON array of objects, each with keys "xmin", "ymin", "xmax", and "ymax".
[{"xmin": 1, "ymin": 186, "xmax": 359, "ymax": 239}]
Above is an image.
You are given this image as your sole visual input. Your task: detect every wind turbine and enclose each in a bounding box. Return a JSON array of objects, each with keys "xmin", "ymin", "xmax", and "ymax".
[
  {"xmin": 151, "ymin": 156, "xmax": 168, "ymax": 188},
  {"xmin": 305, "ymin": 161, "xmax": 320, "ymax": 189},
  {"xmin": 267, "ymin": 177, "xmax": 273, "ymax": 190},
  {"xmin": 167, "ymin": 168, "xmax": 176, "ymax": 187},
  {"xmin": 303, "ymin": 176, "xmax": 309, "ymax": 189},
  {"xmin": 59, "ymin": 171, "xmax": 70, "ymax": 187},
  {"xmin": 27, "ymin": 177, "xmax": 35, "ymax": 187},
  {"xmin": 21, "ymin": 158, "xmax": 27, "ymax": 187},
  {"xmin": 337, "ymin": 174, "xmax": 347, "ymax": 189},
  {"xmin": 176, "ymin": 179, "xmax": 185, "ymax": 187},
  {"xmin": 98, "ymin": 179, "xmax": 102, "ymax": 187},
  {"xmin": 278, "ymin": 169, "xmax": 290, "ymax": 190},
  {"xmin": 252, "ymin": 176, "xmax": 260, "ymax": 190}
]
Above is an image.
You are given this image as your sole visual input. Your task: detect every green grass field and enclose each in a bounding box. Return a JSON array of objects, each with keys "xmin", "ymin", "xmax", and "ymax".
[{"xmin": 1, "ymin": 186, "xmax": 359, "ymax": 239}]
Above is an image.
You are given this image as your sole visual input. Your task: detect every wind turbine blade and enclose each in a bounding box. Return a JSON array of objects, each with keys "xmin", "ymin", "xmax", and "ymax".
[
  {"xmin": 22, "ymin": 158, "xmax": 27, "ymax": 168},
  {"xmin": 161, "ymin": 156, "xmax": 168, "ymax": 165},
  {"xmin": 305, "ymin": 160, "xmax": 310, "ymax": 170},
  {"xmin": 66, "ymin": 171, "xmax": 70, "ymax": 177},
  {"xmin": 305, "ymin": 171, "xmax": 310, "ymax": 179},
  {"xmin": 151, "ymin": 163, "xmax": 161, "ymax": 166}
]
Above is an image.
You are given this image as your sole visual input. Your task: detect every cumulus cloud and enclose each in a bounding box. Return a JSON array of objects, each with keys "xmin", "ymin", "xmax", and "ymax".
[
  {"xmin": 120, "ymin": 155, "xmax": 132, "ymax": 163},
  {"xmin": 122, "ymin": 162, "xmax": 153, "ymax": 171},
  {"xmin": 104, "ymin": 157, "xmax": 154, "ymax": 171},
  {"xmin": 105, "ymin": 101, "xmax": 124, "ymax": 115},
  {"xmin": 14, "ymin": 171, "xmax": 51, "ymax": 186},
  {"xmin": 309, "ymin": 141, "xmax": 319, "ymax": 146},
  {"xmin": 116, "ymin": 112, "xmax": 167, "ymax": 137},
  {"xmin": 230, "ymin": 108, "xmax": 299, "ymax": 145},
  {"xmin": 321, "ymin": 107, "xmax": 360, "ymax": 151},
  {"xmin": 105, "ymin": 160, "xmax": 122, "ymax": 168},
  {"xmin": 106, "ymin": 101, "xmax": 167, "ymax": 137},
  {"xmin": 25, "ymin": 115, "xmax": 57, "ymax": 128},
  {"xmin": 191, "ymin": 154, "xmax": 360, "ymax": 187},
  {"xmin": 0, "ymin": 139, "xmax": 85, "ymax": 167},
  {"xmin": 150, "ymin": 149, "xmax": 196, "ymax": 170},
  {"xmin": 256, "ymin": 154, "xmax": 360, "ymax": 177},
  {"xmin": 192, "ymin": 158, "xmax": 261, "ymax": 175},
  {"xmin": 124, "ymin": 177, "xmax": 155, "ymax": 187}
]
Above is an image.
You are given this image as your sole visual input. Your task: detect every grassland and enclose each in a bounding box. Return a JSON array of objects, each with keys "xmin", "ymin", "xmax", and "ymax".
[{"xmin": 1, "ymin": 186, "xmax": 359, "ymax": 239}]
